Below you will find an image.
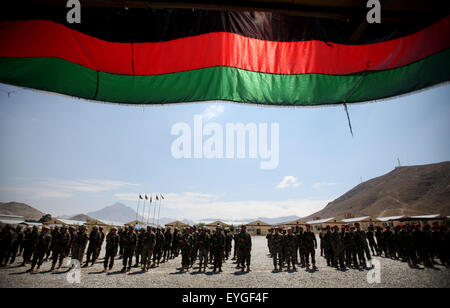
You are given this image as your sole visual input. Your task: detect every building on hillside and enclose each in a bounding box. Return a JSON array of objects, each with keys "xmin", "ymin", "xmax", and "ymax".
[
  {"xmin": 398, "ymin": 214, "xmax": 445, "ymax": 226},
  {"xmin": 376, "ymin": 215, "xmax": 405, "ymax": 227},
  {"xmin": 245, "ymin": 220, "xmax": 272, "ymax": 235},
  {"xmin": 341, "ymin": 216, "xmax": 376, "ymax": 229},
  {"xmin": 306, "ymin": 217, "xmax": 344, "ymax": 232},
  {"xmin": 205, "ymin": 220, "xmax": 229, "ymax": 231},
  {"xmin": 124, "ymin": 220, "xmax": 146, "ymax": 226},
  {"xmin": 165, "ymin": 220, "xmax": 190, "ymax": 229},
  {"xmin": 282, "ymin": 219, "xmax": 308, "ymax": 229}
]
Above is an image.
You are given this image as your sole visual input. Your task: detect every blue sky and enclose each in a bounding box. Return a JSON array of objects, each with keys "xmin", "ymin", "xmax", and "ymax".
[{"xmin": 0, "ymin": 83, "xmax": 449, "ymax": 220}]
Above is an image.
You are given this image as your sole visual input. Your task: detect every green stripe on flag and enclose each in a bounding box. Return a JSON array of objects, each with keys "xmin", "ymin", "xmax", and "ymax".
[{"xmin": 0, "ymin": 49, "xmax": 449, "ymax": 106}]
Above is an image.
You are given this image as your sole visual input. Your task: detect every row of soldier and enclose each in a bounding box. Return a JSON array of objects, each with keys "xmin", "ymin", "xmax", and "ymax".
[
  {"xmin": 0, "ymin": 223, "xmax": 253, "ymax": 274},
  {"xmin": 266, "ymin": 222, "xmax": 449, "ymax": 272},
  {"xmin": 318, "ymin": 223, "xmax": 449, "ymax": 269}
]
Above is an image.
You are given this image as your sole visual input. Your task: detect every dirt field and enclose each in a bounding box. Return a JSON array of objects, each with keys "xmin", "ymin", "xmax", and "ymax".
[{"xmin": 0, "ymin": 236, "xmax": 449, "ymax": 288}]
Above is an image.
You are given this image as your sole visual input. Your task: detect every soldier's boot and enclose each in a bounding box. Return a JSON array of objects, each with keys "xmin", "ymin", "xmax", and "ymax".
[
  {"xmin": 241, "ymin": 265, "xmax": 245, "ymax": 272},
  {"xmin": 219, "ymin": 266, "xmax": 222, "ymax": 272},
  {"xmin": 82, "ymin": 262, "xmax": 89, "ymax": 268},
  {"xmin": 246, "ymin": 266, "xmax": 250, "ymax": 272},
  {"xmin": 287, "ymin": 265, "xmax": 291, "ymax": 271},
  {"xmin": 127, "ymin": 266, "xmax": 131, "ymax": 272},
  {"xmin": 58, "ymin": 262, "xmax": 63, "ymax": 269},
  {"xmin": 292, "ymin": 264, "xmax": 297, "ymax": 271},
  {"xmin": 121, "ymin": 266, "xmax": 127, "ymax": 272},
  {"xmin": 312, "ymin": 264, "xmax": 317, "ymax": 270},
  {"xmin": 50, "ymin": 264, "xmax": 55, "ymax": 272}
]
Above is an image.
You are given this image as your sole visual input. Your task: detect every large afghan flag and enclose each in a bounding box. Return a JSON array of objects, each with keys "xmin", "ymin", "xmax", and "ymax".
[{"xmin": 0, "ymin": 3, "xmax": 449, "ymax": 106}]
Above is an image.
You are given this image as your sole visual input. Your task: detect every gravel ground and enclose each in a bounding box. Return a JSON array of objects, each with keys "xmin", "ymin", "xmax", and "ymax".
[{"xmin": 1, "ymin": 236, "xmax": 449, "ymax": 288}]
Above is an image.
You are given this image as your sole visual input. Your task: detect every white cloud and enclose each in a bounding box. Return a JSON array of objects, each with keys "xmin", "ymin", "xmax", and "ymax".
[
  {"xmin": 35, "ymin": 191, "xmax": 73, "ymax": 199},
  {"xmin": 39, "ymin": 179, "xmax": 139, "ymax": 193},
  {"xmin": 200, "ymin": 104, "xmax": 224, "ymax": 120},
  {"xmin": 313, "ymin": 182, "xmax": 337, "ymax": 189},
  {"xmin": 276, "ymin": 176, "xmax": 301, "ymax": 189},
  {"xmin": 156, "ymin": 192, "xmax": 331, "ymax": 220}
]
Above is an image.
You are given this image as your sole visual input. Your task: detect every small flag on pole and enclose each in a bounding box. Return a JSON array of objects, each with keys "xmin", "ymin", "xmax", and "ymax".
[
  {"xmin": 161, "ymin": 194, "xmax": 164, "ymax": 200},
  {"xmin": 150, "ymin": 195, "xmax": 152, "ymax": 202},
  {"xmin": 145, "ymin": 194, "xmax": 148, "ymax": 200},
  {"xmin": 139, "ymin": 194, "xmax": 143, "ymax": 200},
  {"xmin": 156, "ymin": 195, "xmax": 159, "ymax": 201}
]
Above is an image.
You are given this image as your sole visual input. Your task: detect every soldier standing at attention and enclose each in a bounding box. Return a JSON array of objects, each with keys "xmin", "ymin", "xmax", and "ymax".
[
  {"xmin": 197, "ymin": 227, "xmax": 210, "ymax": 272},
  {"xmin": 285, "ymin": 228, "xmax": 297, "ymax": 271},
  {"xmin": 141, "ymin": 226, "xmax": 156, "ymax": 272},
  {"xmin": 171, "ymin": 228, "xmax": 180, "ymax": 259},
  {"xmin": 118, "ymin": 227, "xmax": 124, "ymax": 259},
  {"xmin": 121, "ymin": 226, "xmax": 137, "ymax": 272},
  {"xmin": 28, "ymin": 226, "xmax": 52, "ymax": 273},
  {"xmin": 303, "ymin": 224, "xmax": 317, "ymax": 270},
  {"xmin": 375, "ymin": 226, "xmax": 385, "ymax": 257},
  {"xmin": 271, "ymin": 228, "xmax": 283, "ymax": 271},
  {"xmin": 103, "ymin": 227, "xmax": 119, "ymax": 272},
  {"xmin": 232, "ymin": 230, "xmax": 239, "ymax": 260},
  {"xmin": 8, "ymin": 225, "xmax": 24, "ymax": 264},
  {"xmin": 152, "ymin": 227, "xmax": 165, "ymax": 267},
  {"xmin": 224, "ymin": 228, "xmax": 233, "ymax": 260},
  {"xmin": 266, "ymin": 228, "xmax": 274, "ymax": 258},
  {"xmin": 366, "ymin": 225, "xmax": 379, "ymax": 256},
  {"xmin": 71, "ymin": 226, "xmax": 88, "ymax": 266},
  {"xmin": 84, "ymin": 226, "xmax": 101, "ymax": 267},
  {"xmin": 319, "ymin": 227, "xmax": 325, "ymax": 257},
  {"xmin": 323, "ymin": 226, "xmax": 333, "ymax": 266},
  {"xmin": 134, "ymin": 228, "xmax": 145, "ymax": 267},
  {"xmin": 297, "ymin": 227, "xmax": 305, "ymax": 267},
  {"xmin": 354, "ymin": 222, "xmax": 371, "ymax": 267},
  {"xmin": 0, "ymin": 224, "xmax": 13, "ymax": 267},
  {"xmin": 237, "ymin": 225, "xmax": 252, "ymax": 272},
  {"xmin": 180, "ymin": 228, "xmax": 193, "ymax": 272},
  {"xmin": 162, "ymin": 227, "xmax": 173, "ymax": 263},
  {"xmin": 96, "ymin": 226, "xmax": 105, "ymax": 261},
  {"xmin": 50, "ymin": 225, "xmax": 70, "ymax": 271},
  {"xmin": 211, "ymin": 226, "xmax": 225, "ymax": 273}
]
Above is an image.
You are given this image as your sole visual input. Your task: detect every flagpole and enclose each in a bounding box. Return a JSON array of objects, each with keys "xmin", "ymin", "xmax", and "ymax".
[
  {"xmin": 152, "ymin": 196, "xmax": 158, "ymax": 225},
  {"xmin": 146, "ymin": 195, "xmax": 152, "ymax": 225},
  {"xmin": 141, "ymin": 197, "xmax": 147, "ymax": 225},
  {"xmin": 157, "ymin": 196, "xmax": 162, "ymax": 226},
  {"xmin": 135, "ymin": 195, "xmax": 141, "ymax": 222}
]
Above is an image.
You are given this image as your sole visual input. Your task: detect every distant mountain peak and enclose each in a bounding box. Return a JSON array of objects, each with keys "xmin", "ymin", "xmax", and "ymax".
[{"xmin": 304, "ymin": 161, "xmax": 450, "ymax": 220}]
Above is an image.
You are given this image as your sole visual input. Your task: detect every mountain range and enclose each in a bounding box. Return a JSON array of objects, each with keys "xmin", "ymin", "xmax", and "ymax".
[
  {"xmin": 1, "ymin": 161, "xmax": 449, "ymax": 224},
  {"xmin": 304, "ymin": 161, "xmax": 450, "ymax": 220}
]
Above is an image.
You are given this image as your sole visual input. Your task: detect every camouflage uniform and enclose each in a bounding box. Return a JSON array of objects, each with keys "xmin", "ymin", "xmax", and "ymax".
[
  {"xmin": 84, "ymin": 227, "xmax": 102, "ymax": 267},
  {"xmin": 152, "ymin": 229, "xmax": 165, "ymax": 267},
  {"xmin": 284, "ymin": 231, "xmax": 297, "ymax": 271},
  {"xmin": 103, "ymin": 229, "xmax": 119, "ymax": 271},
  {"xmin": 51, "ymin": 227, "xmax": 71, "ymax": 270},
  {"xmin": 197, "ymin": 230, "xmax": 210, "ymax": 272},
  {"xmin": 134, "ymin": 229, "xmax": 145, "ymax": 267},
  {"xmin": 163, "ymin": 228, "xmax": 173, "ymax": 262},
  {"xmin": 236, "ymin": 227, "xmax": 252, "ymax": 272},
  {"xmin": 211, "ymin": 229, "xmax": 225, "ymax": 272},
  {"xmin": 29, "ymin": 228, "xmax": 52, "ymax": 272},
  {"xmin": 141, "ymin": 228, "xmax": 156, "ymax": 271},
  {"xmin": 303, "ymin": 226, "xmax": 317, "ymax": 269},
  {"xmin": 180, "ymin": 231, "xmax": 193, "ymax": 272},
  {"xmin": 332, "ymin": 227, "xmax": 345, "ymax": 269},
  {"xmin": 71, "ymin": 227, "xmax": 88, "ymax": 264},
  {"xmin": 121, "ymin": 228, "xmax": 137, "ymax": 272},
  {"xmin": 271, "ymin": 231, "xmax": 283, "ymax": 270}
]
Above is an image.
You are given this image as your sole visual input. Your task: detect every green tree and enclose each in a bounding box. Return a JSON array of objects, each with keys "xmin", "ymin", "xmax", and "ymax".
[{"xmin": 39, "ymin": 214, "xmax": 52, "ymax": 223}]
